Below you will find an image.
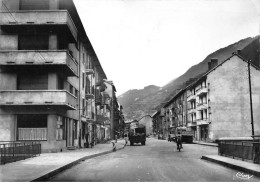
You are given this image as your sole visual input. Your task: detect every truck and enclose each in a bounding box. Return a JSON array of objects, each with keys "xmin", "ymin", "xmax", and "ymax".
[
  {"xmin": 129, "ymin": 126, "xmax": 146, "ymax": 146},
  {"xmin": 174, "ymin": 127, "xmax": 193, "ymax": 143}
]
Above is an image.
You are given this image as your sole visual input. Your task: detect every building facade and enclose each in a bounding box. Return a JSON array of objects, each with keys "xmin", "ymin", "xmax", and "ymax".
[
  {"xmin": 156, "ymin": 52, "xmax": 260, "ymax": 142},
  {"xmin": 186, "ymin": 54, "xmax": 260, "ymax": 141},
  {"xmin": 139, "ymin": 115, "xmax": 153, "ymax": 136},
  {"xmin": 0, "ymin": 0, "xmax": 122, "ymax": 152}
]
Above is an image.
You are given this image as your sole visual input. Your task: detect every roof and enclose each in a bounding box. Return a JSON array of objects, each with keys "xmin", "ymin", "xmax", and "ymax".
[
  {"xmin": 151, "ymin": 111, "xmax": 160, "ymax": 117},
  {"xmin": 163, "ymin": 88, "xmax": 186, "ymax": 108},
  {"xmin": 161, "ymin": 52, "xmax": 259, "ymax": 109},
  {"xmin": 64, "ymin": 0, "xmax": 107, "ymax": 80},
  {"xmin": 185, "ymin": 52, "xmax": 260, "ymax": 91}
]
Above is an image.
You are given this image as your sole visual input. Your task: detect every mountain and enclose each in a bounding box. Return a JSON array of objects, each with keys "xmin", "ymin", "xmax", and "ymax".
[{"xmin": 118, "ymin": 36, "xmax": 259, "ymax": 120}]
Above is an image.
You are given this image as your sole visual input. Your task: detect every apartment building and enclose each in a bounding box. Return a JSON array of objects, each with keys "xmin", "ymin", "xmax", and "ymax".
[
  {"xmin": 186, "ymin": 54, "xmax": 260, "ymax": 141},
  {"xmin": 162, "ymin": 89, "xmax": 187, "ymax": 138},
  {"xmin": 0, "ymin": 0, "xmax": 119, "ymax": 152}
]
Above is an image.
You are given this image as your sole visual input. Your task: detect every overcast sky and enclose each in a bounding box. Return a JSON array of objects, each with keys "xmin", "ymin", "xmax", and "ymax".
[{"xmin": 74, "ymin": 0, "xmax": 260, "ymax": 96}]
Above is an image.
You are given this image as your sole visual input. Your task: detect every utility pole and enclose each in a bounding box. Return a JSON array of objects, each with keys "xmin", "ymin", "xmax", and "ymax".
[
  {"xmin": 248, "ymin": 60, "xmax": 255, "ymax": 137},
  {"xmin": 111, "ymin": 88, "xmax": 115, "ymax": 140}
]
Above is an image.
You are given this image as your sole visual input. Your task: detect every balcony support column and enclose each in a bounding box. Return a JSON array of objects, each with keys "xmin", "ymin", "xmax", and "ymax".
[
  {"xmin": 49, "ymin": 34, "xmax": 58, "ymax": 50},
  {"xmin": 49, "ymin": 0, "xmax": 59, "ymax": 10},
  {"xmin": 48, "ymin": 73, "xmax": 58, "ymax": 89}
]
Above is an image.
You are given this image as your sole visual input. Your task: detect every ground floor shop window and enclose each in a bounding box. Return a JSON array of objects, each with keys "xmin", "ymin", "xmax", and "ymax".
[{"xmin": 17, "ymin": 114, "xmax": 47, "ymax": 141}]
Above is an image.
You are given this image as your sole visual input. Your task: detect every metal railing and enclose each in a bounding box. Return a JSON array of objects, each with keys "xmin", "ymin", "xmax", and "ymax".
[
  {"xmin": 0, "ymin": 141, "xmax": 41, "ymax": 165},
  {"xmin": 218, "ymin": 140, "xmax": 260, "ymax": 164}
]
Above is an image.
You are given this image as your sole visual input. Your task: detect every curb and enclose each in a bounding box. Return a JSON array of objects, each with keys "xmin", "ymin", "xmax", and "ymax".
[
  {"xmin": 193, "ymin": 142, "xmax": 218, "ymax": 147},
  {"xmin": 32, "ymin": 145, "xmax": 125, "ymax": 182},
  {"xmin": 201, "ymin": 156, "xmax": 260, "ymax": 178}
]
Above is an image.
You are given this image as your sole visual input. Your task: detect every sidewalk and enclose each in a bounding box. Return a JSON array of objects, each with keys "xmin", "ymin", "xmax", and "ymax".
[
  {"xmin": 0, "ymin": 139, "xmax": 126, "ymax": 182},
  {"xmin": 193, "ymin": 141, "xmax": 218, "ymax": 147},
  {"xmin": 195, "ymin": 141, "xmax": 260, "ymax": 177},
  {"xmin": 202, "ymin": 155, "xmax": 260, "ymax": 177}
]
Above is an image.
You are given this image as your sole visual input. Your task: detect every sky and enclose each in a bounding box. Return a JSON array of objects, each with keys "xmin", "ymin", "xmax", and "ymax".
[{"xmin": 74, "ymin": 0, "xmax": 260, "ymax": 96}]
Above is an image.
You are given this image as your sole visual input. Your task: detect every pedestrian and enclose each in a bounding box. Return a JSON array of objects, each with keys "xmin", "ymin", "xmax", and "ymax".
[
  {"xmin": 85, "ymin": 133, "xmax": 89, "ymax": 148},
  {"xmin": 115, "ymin": 134, "xmax": 117, "ymax": 143},
  {"xmin": 111, "ymin": 140, "xmax": 116, "ymax": 152},
  {"xmin": 176, "ymin": 132, "xmax": 183, "ymax": 150},
  {"xmin": 124, "ymin": 134, "xmax": 128, "ymax": 146}
]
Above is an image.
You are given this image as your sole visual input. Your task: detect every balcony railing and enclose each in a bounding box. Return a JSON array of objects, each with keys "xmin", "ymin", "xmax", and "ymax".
[
  {"xmin": 0, "ymin": 90, "xmax": 77, "ymax": 110},
  {"xmin": 86, "ymin": 93, "xmax": 95, "ymax": 99},
  {"xmin": 0, "ymin": 50, "xmax": 78, "ymax": 76},
  {"xmin": 0, "ymin": 141, "xmax": 41, "ymax": 165},
  {"xmin": 187, "ymin": 121, "xmax": 196, "ymax": 127},
  {"xmin": 187, "ymin": 94, "xmax": 196, "ymax": 102},
  {"xmin": 85, "ymin": 69, "xmax": 95, "ymax": 75},
  {"xmin": 218, "ymin": 140, "xmax": 260, "ymax": 164},
  {"xmin": 0, "ymin": 10, "xmax": 78, "ymax": 41},
  {"xmin": 196, "ymin": 103, "xmax": 207, "ymax": 110},
  {"xmin": 196, "ymin": 86, "xmax": 208, "ymax": 96}
]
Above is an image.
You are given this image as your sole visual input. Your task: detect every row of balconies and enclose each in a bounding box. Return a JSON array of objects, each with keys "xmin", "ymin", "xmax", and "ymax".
[
  {"xmin": 0, "ymin": 10, "xmax": 78, "ymax": 42},
  {"xmin": 0, "ymin": 50, "xmax": 78, "ymax": 76},
  {"xmin": 0, "ymin": 90, "xmax": 77, "ymax": 110},
  {"xmin": 187, "ymin": 86, "xmax": 208, "ymax": 102},
  {"xmin": 0, "ymin": 10, "xmax": 113, "ymax": 115}
]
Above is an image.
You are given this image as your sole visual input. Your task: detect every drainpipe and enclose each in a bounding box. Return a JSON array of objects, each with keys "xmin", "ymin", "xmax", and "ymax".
[
  {"xmin": 248, "ymin": 60, "xmax": 255, "ymax": 138},
  {"xmin": 78, "ymin": 41, "xmax": 81, "ymax": 148}
]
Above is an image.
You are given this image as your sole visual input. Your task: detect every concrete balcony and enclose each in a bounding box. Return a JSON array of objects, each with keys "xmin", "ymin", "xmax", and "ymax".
[
  {"xmin": 188, "ymin": 108, "xmax": 196, "ymax": 114},
  {"xmin": 0, "ymin": 90, "xmax": 77, "ymax": 110},
  {"xmin": 0, "ymin": 50, "xmax": 78, "ymax": 76},
  {"xmin": 96, "ymin": 114, "xmax": 110, "ymax": 124},
  {"xmin": 85, "ymin": 93, "xmax": 95, "ymax": 99},
  {"xmin": 196, "ymin": 103, "xmax": 208, "ymax": 111},
  {"xmin": 187, "ymin": 121, "xmax": 197, "ymax": 127},
  {"xmin": 196, "ymin": 119, "xmax": 209, "ymax": 126},
  {"xmin": 187, "ymin": 94, "xmax": 196, "ymax": 102},
  {"xmin": 85, "ymin": 69, "xmax": 95, "ymax": 75},
  {"xmin": 196, "ymin": 87, "xmax": 208, "ymax": 96},
  {"xmin": 0, "ymin": 10, "xmax": 77, "ymax": 42}
]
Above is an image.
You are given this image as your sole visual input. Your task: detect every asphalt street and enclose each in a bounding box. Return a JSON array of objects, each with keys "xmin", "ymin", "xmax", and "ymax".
[{"xmin": 49, "ymin": 137, "xmax": 260, "ymax": 182}]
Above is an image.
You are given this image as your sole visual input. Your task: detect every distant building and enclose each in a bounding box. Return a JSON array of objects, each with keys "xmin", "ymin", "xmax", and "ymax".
[
  {"xmin": 186, "ymin": 53, "xmax": 260, "ymax": 141},
  {"xmin": 139, "ymin": 115, "xmax": 153, "ymax": 136},
  {"xmin": 163, "ymin": 89, "xmax": 187, "ymax": 138},
  {"xmin": 158, "ymin": 52, "xmax": 260, "ymax": 142}
]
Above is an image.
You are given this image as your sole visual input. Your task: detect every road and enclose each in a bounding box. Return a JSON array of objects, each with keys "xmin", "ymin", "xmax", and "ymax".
[{"xmin": 49, "ymin": 137, "xmax": 260, "ymax": 182}]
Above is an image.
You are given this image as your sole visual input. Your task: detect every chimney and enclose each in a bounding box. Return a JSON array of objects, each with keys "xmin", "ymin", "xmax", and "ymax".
[
  {"xmin": 208, "ymin": 58, "xmax": 218, "ymax": 70},
  {"xmin": 237, "ymin": 49, "xmax": 241, "ymax": 55}
]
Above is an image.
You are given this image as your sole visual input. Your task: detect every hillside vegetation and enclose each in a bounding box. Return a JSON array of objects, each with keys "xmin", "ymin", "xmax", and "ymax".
[{"xmin": 118, "ymin": 36, "xmax": 259, "ymax": 120}]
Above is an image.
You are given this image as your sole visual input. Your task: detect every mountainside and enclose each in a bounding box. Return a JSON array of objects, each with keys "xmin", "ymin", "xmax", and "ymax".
[{"xmin": 118, "ymin": 36, "xmax": 259, "ymax": 120}]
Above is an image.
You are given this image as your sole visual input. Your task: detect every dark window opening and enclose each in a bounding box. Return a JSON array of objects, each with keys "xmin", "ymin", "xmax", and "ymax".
[
  {"xmin": 69, "ymin": 84, "xmax": 74, "ymax": 94},
  {"xmin": 20, "ymin": 0, "xmax": 49, "ymax": 10},
  {"xmin": 18, "ymin": 34, "xmax": 49, "ymax": 50},
  {"xmin": 17, "ymin": 74, "xmax": 48, "ymax": 90},
  {"xmin": 58, "ymin": 34, "xmax": 68, "ymax": 50},
  {"xmin": 58, "ymin": 76, "xmax": 64, "ymax": 90},
  {"xmin": 17, "ymin": 114, "xmax": 47, "ymax": 128}
]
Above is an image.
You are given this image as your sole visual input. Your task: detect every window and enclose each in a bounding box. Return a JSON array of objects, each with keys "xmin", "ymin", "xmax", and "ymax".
[
  {"xmin": 17, "ymin": 114, "xmax": 47, "ymax": 141},
  {"xmin": 18, "ymin": 34, "xmax": 49, "ymax": 50},
  {"xmin": 75, "ymin": 89, "xmax": 78, "ymax": 98},
  {"xmin": 82, "ymin": 72, "xmax": 85, "ymax": 88},
  {"xmin": 17, "ymin": 74, "xmax": 48, "ymax": 90},
  {"xmin": 58, "ymin": 76, "xmax": 64, "ymax": 90},
  {"xmin": 20, "ymin": 0, "xmax": 49, "ymax": 10},
  {"xmin": 69, "ymin": 85, "xmax": 74, "ymax": 94}
]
